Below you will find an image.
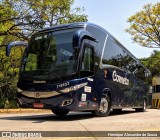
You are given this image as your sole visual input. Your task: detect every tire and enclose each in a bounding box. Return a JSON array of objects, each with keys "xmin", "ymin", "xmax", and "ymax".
[
  {"xmin": 92, "ymin": 95, "xmax": 111, "ymax": 117},
  {"xmin": 135, "ymin": 99, "xmax": 146, "ymax": 112},
  {"xmin": 51, "ymin": 109, "xmax": 69, "ymax": 117}
]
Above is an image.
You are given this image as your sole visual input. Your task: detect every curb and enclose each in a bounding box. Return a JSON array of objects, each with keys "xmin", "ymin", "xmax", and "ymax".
[{"xmin": 0, "ymin": 108, "xmax": 51, "ymax": 113}]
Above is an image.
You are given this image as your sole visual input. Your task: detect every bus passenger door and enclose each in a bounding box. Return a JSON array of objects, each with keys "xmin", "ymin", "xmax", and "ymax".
[{"xmin": 77, "ymin": 39, "xmax": 99, "ymax": 109}]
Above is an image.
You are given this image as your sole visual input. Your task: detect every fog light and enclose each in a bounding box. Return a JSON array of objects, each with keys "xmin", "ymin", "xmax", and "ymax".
[{"xmin": 62, "ymin": 100, "xmax": 73, "ymax": 106}]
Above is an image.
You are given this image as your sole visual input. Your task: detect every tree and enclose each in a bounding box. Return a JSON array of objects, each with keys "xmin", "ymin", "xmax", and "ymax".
[
  {"xmin": 141, "ymin": 50, "xmax": 160, "ymax": 76},
  {"xmin": 0, "ymin": 0, "xmax": 88, "ymax": 47},
  {"xmin": 126, "ymin": 2, "xmax": 160, "ymax": 48}
]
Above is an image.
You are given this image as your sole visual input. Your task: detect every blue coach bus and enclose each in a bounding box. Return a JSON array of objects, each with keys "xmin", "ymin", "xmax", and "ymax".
[{"xmin": 6, "ymin": 22, "xmax": 151, "ymax": 117}]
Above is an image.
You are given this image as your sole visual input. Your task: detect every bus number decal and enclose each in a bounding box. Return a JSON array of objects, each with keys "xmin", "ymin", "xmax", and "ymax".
[{"xmin": 57, "ymin": 82, "xmax": 70, "ymax": 88}]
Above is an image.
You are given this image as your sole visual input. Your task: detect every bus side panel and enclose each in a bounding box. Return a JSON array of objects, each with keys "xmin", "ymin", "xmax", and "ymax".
[{"xmin": 100, "ymin": 67, "xmax": 148, "ymax": 109}]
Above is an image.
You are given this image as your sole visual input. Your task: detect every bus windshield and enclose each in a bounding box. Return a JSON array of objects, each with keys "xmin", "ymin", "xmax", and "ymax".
[{"xmin": 21, "ymin": 29, "xmax": 78, "ymax": 81}]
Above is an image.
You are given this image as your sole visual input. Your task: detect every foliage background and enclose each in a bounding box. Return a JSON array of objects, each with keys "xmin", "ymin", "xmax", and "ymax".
[
  {"xmin": 126, "ymin": 2, "xmax": 160, "ymax": 48},
  {"xmin": 0, "ymin": 0, "xmax": 87, "ymax": 108}
]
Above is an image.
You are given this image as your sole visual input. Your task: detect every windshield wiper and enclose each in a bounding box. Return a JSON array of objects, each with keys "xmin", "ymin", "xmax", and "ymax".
[
  {"xmin": 29, "ymin": 70, "xmax": 61, "ymax": 81},
  {"xmin": 47, "ymin": 71, "xmax": 62, "ymax": 81}
]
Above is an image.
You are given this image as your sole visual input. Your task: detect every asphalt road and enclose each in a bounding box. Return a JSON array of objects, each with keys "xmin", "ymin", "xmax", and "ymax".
[{"xmin": 0, "ymin": 109, "xmax": 160, "ymax": 140}]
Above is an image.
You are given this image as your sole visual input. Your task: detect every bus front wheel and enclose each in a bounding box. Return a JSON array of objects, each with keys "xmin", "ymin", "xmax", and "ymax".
[
  {"xmin": 92, "ymin": 95, "xmax": 111, "ymax": 117},
  {"xmin": 51, "ymin": 109, "xmax": 69, "ymax": 117}
]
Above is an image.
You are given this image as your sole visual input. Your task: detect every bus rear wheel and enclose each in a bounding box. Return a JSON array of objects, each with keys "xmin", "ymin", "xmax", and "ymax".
[
  {"xmin": 135, "ymin": 99, "xmax": 146, "ymax": 112},
  {"xmin": 51, "ymin": 109, "xmax": 69, "ymax": 117},
  {"xmin": 92, "ymin": 95, "xmax": 111, "ymax": 117}
]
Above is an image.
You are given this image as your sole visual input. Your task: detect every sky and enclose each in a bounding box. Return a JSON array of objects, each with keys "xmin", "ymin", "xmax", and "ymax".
[{"xmin": 73, "ymin": 0, "xmax": 160, "ymax": 58}]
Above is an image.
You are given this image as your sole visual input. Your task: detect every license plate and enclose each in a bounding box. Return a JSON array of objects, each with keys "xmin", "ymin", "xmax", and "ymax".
[{"xmin": 33, "ymin": 103, "xmax": 44, "ymax": 108}]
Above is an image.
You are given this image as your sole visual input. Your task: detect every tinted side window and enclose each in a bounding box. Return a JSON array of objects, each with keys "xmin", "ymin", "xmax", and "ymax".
[
  {"xmin": 81, "ymin": 47, "xmax": 93, "ymax": 72},
  {"xmin": 134, "ymin": 64, "xmax": 149, "ymax": 81},
  {"xmin": 121, "ymin": 54, "xmax": 137, "ymax": 73},
  {"xmin": 80, "ymin": 42, "xmax": 94, "ymax": 78},
  {"xmin": 102, "ymin": 37, "xmax": 126, "ymax": 68},
  {"xmin": 86, "ymin": 26, "xmax": 106, "ymax": 64}
]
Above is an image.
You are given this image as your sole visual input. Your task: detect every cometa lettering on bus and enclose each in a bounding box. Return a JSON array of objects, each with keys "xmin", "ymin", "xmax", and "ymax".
[{"xmin": 112, "ymin": 70, "xmax": 129, "ymax": 86}]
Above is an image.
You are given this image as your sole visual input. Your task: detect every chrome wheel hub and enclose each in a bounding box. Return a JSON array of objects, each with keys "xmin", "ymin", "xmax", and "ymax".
[{"xmin": 99, "ymin": 97, "xmax": 108, "ymax": 114}]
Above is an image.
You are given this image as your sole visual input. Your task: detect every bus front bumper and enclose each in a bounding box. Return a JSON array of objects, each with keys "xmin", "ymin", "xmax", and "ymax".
[{"xmin": 17, "ymin": 92, "xmax": 98, "ymax": 111}]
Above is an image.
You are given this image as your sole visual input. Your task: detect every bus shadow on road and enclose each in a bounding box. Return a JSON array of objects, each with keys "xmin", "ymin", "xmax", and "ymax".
[
  {"xmin": 0, "ymin": 112, "xmax": 94, "ymax": 123},
  {"xmin": 0, "ymin": 109, "xmax": 144, "ymax": 123},
  {"xmin": 110, "ymin": 109, "xmax": 137, "ymax": 116}
]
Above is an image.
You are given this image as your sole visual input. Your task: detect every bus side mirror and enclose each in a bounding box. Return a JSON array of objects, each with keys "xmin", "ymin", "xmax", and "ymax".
[
  {"xmin": 72, "ymin": 30, "xmax": 97, "ymax": 49},
  {"xmin": 6, "ymin": 41, "xmax": 28, "ymax": 56}
]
